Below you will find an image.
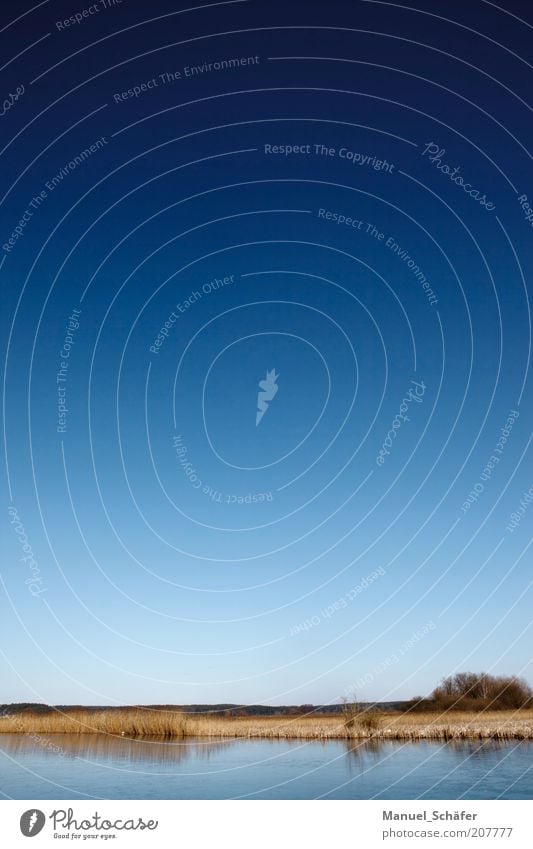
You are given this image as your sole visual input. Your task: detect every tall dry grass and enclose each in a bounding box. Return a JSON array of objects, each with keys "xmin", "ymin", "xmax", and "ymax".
[
  {"xmin": 0, "ymin": 708, "xmax": 190, "ymax": 738},
  {"xmin": 1, "ymin": 708, "xmax": 533, "ymax": 740}
]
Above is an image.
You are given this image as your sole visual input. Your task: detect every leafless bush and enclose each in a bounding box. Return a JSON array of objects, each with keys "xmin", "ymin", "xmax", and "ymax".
[
  {"xmin": 423, "ymin": 673, "xmax": 533, "ymax": 711},
  {"xmin": 340, "ymin": 696, "xmax": 382, "ymax": 735}
]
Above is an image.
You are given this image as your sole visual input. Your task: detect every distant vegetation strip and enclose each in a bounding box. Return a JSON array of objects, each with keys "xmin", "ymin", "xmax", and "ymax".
[
  {"xmin": 1, "ymin": 708, "xmax": 532, "ymax": 740},
  {"xmin": 0, "ymin": 701, "xmax": 406, "ymax": 716},
  {"xmin": 2, "ymin": 674, "xmax": 530, "ymax": 739},
  {"xmin": 2, "ymin": 670, "xmax": 531, "ymax": 717}
]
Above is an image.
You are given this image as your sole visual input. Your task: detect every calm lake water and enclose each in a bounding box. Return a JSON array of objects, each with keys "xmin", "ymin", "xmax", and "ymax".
[{"xmin": 0, "ymin": 735, "xmax": 531, "ymax": 799}]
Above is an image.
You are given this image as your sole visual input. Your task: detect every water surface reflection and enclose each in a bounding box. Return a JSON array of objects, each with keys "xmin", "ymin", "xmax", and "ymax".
[{"xmin": 1, "ymin": 734, "xmax": 531, "ymax": 800}]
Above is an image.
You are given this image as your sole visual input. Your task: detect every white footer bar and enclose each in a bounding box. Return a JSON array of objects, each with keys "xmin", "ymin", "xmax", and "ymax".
[{"xmin": 2, "ymin": 800, "xmax": 530, "ymax": 847}]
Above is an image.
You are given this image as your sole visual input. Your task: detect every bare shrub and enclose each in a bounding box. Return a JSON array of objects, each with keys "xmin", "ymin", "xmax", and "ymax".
[
  {"xmin": 430, "ymin": 673, "xmax": 533, "ymax": 711},
  {"xmin": 357, "ymin": 711, "xmax": 383, "ymax": 734}
]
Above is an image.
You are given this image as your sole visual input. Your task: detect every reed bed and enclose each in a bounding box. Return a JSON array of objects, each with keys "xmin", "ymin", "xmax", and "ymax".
[
  {"xmin": 0, "ymin": 708, "xmax": 190, "ymax": 739},
  {"xmin": 184, "ymin": 710, "xmax": 533, "ymax": 740},
  {"xmin": 1, "ymin": 708, "xmax": 533, "ymax": 740}
]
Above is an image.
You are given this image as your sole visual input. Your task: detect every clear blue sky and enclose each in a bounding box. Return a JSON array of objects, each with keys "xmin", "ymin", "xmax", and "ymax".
[{"xmin": 2, "ymin": 0, "xmax": 532, "ymax": 706}]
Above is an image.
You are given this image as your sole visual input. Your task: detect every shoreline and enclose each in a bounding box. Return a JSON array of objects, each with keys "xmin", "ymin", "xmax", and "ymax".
[{"xmin": 1, "ymin": 709, "xmax": 532, "ymax": 741}]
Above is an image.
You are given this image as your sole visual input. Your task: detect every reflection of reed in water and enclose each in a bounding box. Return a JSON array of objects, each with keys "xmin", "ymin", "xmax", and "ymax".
[
  {"xmin": 446, "ymin": 738, "xmax": 532, "ymax": 758},
  {"xmin": 342, "ymin": 737, "xmax": 386, "ymax": 779},
  {"xmin": 342, "ymin": 736, "xmax": 532, "ymax": 772},
  {"xmin": 0, "ymin": 733, "xmax": 236, "ymax": 765},
  {"xmin": 345, "ymin": 737, "xmax": 384, "ymax": 759}
]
